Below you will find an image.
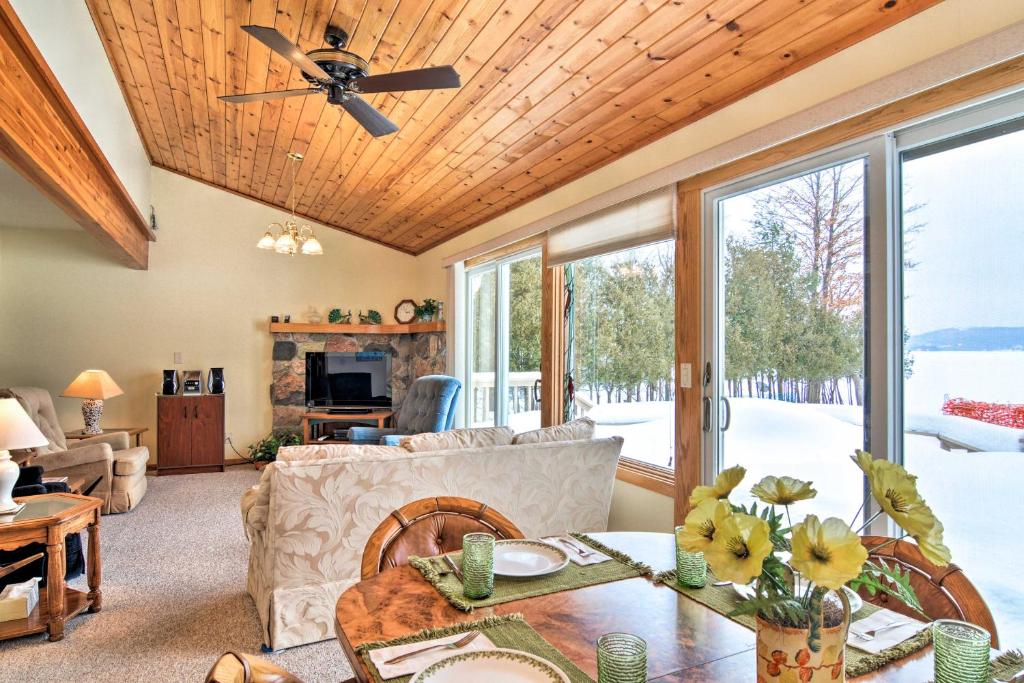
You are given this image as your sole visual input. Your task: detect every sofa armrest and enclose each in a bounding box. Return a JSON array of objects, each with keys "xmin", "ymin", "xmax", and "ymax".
[
  {"xmin": 240, "ymin": 469, "xmax": 272, "ymax": 534},
  {"xmin": 71, "ymin": 431, "xmax": 130, "ymax": 451},
  {"xmin": 36, "ymin": 443, "xmax": 113, "ymax": 471}
]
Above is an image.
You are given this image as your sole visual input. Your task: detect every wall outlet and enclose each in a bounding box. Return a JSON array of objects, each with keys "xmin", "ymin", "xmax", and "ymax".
[
  {"xmin": 679, "ymin": 362, "xmax": 692, "ymax": 389},
  {"xmin": 173, "ymin": 351, "xmax": 183, "ymax": 364}
]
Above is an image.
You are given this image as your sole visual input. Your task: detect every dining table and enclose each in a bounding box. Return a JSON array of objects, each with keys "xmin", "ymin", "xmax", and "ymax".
[{"xmin": 334, "ymin": 531, "xmax": 935, "ymax": 682}]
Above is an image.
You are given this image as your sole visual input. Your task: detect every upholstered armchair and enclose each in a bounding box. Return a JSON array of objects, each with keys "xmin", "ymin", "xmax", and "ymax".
[
  {"xmin": 348, "ymin": 375, "xmax": 461, "ymax": 445},
  {"xmin": 2, "ymin": 387, "xmax": 148, "ymax": 514}
]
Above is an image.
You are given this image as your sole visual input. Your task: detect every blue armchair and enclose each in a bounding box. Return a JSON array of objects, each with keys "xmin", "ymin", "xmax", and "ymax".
[{"xmin": 348, "ymin": 375, "xmax": 462, "ymax": 445}]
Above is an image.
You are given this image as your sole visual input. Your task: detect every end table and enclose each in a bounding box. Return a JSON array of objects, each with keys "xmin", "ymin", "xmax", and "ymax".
[
  {"xmin": 0, "ymin": 493, "xmax": 102, "ymax": 642},
  {"xmin": 64, "ymin": 427, "xmax": 148, "ymax": 448}
]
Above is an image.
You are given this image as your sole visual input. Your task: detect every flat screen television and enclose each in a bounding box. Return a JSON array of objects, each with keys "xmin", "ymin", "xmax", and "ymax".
[{"xmin": 305, "ymin": 351, "xmax": 392, "ymax": 409}]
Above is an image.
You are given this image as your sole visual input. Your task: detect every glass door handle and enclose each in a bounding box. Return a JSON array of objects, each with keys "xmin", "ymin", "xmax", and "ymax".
[
  {"xmin": 533, "ymin": 379, "xmax": 541, "ymax": 404},
  {"xmin": 702, "ymin": 396, "xmax": 712, "ymax": 432},
  {"xmin": 720, "ymin": 397, "xmax": 732, "ymax": 432}
]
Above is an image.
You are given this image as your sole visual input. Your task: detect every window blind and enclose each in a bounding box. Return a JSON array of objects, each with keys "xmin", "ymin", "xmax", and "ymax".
[{"xmin": 545, "ymin": 186, "xmax": 676, "ymax": 266}]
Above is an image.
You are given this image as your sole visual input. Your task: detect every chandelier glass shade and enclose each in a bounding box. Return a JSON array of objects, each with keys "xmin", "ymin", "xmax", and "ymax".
[{"xmin": 259, "ymin": 152, "xmax": 323, "ymax": 256}]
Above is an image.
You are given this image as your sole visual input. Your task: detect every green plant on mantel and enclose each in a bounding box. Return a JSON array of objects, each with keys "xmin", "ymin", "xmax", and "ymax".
[
  {"xmin": 248, "ymin": 431, "xmax": 302, "ymax": 463},
  {"xmin": 359, "ymin": 309, "xmax": 383, "ymax": 325},
  {"xmin": 415, "ymin": 298, "xmax": 440, "ymax": 321}
]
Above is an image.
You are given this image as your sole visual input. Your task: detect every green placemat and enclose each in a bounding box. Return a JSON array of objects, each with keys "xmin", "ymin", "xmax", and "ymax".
[
  {"xmin": 655, "ymin": 569, "xmax": 932, "ymax": 678},
  {"xmin": 355, "ymin": 613, "xmax": 594, "ymax": 683},
  {"xmin": 410, "ymin": 532, "xmax": 651, "ymax": 612}
]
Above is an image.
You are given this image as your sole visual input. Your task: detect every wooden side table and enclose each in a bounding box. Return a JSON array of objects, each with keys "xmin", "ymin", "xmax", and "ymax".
[
  {"xmin": 64, "ymin": 427, "xmax": 148, "ymax": 448},
  {"xmin": 0, "ymin": 493, "xmax": 102, "ymax": 642},
  {"xmin": 301, "ymin": 410, "xmax": 394, "ymax": 444}
]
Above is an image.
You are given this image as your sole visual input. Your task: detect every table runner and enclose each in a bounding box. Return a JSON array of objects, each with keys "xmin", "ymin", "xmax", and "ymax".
[
  {"xmin": 409, "ymin": 532, "xmax": 651, "ymax": 612},
  {"xmin": 355, "ymin": 613, "xmax": 595, "ymax": 683},
  {"xmin": 655, "ymin": 569, "xmax": 931, "ymax": 678}
]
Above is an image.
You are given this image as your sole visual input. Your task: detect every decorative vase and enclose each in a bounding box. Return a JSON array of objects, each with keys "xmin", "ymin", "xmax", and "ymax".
[{"xmin": 755, "ymin": 592, "xmax": 851, "ymax": 683}]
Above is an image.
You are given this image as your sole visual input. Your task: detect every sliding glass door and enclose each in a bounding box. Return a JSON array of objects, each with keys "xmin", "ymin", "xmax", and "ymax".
[
  {"xmin": 465, "ymin": 250, "xmax": 542, "ymax": 429},
  {"xmin": 898, "ymin": 107, "xmax": 1024, "ymax": 646}
]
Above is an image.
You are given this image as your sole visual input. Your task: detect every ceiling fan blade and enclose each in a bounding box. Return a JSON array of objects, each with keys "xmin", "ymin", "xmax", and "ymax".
[
  {"xmin": 340, "ymin": 95, "xmax": 399, "ymax": 137},
  {"xmin": 351, "ymin": 65, "xmax": 460, "ymax": 94},
  {"xmin": 241, "ymin": 25, "xmax": 332, "ymax": 82},
  {"xmin": 219, "ymin": 88, "xmax": 321, "ymax": 104}
]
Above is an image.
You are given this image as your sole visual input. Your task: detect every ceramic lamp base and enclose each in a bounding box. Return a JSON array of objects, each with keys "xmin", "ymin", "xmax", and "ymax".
[
  {"xmin": 0, "ymin": 450, "xmax": 22, "ymax": 513},
  {"xmin": 81, "ymin": 398, "xmax": 104, "ymax": 435}
]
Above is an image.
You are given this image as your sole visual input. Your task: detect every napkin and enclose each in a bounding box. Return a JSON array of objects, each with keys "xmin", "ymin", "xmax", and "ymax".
[
  {"xmin": 543, "ymin": 535, "xmax": 612, "ymax": 566},
  {"xmin": 847, "ymin": 608, "xmax": 929, "ymax": 654},
  {"xmin": 366, "ymin": 631, "xmax": 496, "ymax": 679}
]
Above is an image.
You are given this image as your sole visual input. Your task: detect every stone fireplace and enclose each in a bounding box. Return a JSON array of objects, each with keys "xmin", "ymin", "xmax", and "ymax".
[{"xmin": 270, "ymin": 330, "xmax": 447, "ymax": 431}]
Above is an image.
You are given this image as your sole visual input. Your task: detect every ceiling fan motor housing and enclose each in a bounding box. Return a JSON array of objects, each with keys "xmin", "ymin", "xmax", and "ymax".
[{"xmin": 303, "ymin": 48, "xmax": 369, "ymax": 86}]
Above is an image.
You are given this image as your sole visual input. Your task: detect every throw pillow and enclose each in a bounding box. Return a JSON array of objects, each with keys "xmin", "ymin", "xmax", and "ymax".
[
  {"xmin": 400, "ymin": 426, "xmax": 514, "ymax": 452},
  {"xmin": 276, "ymin": 443, "xmax": 409, "ymax": 463},
  {"xmin": 512, "ymin": 417, "xmax": 596, "ymax": 445}
]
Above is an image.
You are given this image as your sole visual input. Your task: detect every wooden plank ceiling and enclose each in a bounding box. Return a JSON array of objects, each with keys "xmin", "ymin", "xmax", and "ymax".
[{"xmin": 87, "ymin": 0, "xmax": 939, "ymax": 255}]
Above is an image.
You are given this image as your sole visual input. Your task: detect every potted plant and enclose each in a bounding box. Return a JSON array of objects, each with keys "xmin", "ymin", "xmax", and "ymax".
[
  {"xmin": 677, "ymin": 451, "xmax": 950, "ymax": 682},
  {"xmin": 248, "ymin": 431, "xmax": 302, "ymax": 469},
  {"xmin": 415, "ymin": 298, "xmax": 440, "ymax": 322}
]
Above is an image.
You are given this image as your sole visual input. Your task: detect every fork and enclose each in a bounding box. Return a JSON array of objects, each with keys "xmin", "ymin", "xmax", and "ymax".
[
  {"xmin": 850, "ymin": 621, "xmax": 913, "ymax": 640},
  {"xmin": 383, "ymin": 631, "xmax": 481, "ymax": 664}
]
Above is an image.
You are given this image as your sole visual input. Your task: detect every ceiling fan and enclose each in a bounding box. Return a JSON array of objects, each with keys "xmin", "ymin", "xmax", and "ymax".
[{"xmin": 219, "ymin": 25, "xmax": 461, "ymax": 137}]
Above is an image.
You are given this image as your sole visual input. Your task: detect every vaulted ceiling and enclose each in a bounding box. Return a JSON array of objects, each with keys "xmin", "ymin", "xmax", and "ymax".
[{"xmin": 87, "ymin": 0, "xmax": 939, "ymax": 254}]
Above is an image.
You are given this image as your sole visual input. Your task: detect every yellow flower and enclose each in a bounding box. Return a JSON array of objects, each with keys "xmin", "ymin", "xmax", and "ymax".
[
  {"xmin": 850, "ymin": 450, "xmax": 950, "ymax": 567},
  {"xmin": 690, "ymin": 465, "xmax": 746, "ymax": 506},
  {"xmin": 677, "ymin": 499, "xmax": 732, "ymax": 552},
  {"xmin": 790, "ymin": 515, "xmax": 868, "ymax": 590},
  {"xmin": 704, "ymin": 512, "xmax": 772, "ymax": 585},
  {"xmin": 750, "ymin": 475, "xmax": 817, "ymax": 506}
]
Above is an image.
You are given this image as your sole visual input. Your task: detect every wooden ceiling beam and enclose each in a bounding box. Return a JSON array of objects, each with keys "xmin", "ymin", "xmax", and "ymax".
[{"xmin": 0, "ymin": 0, "xmax": 152, "ymax": 268}]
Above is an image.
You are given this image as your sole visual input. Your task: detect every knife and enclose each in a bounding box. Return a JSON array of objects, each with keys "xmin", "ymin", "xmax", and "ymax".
[{"xmin": 443, "ymin": 554, "xmax": 464, "ymax": 582}]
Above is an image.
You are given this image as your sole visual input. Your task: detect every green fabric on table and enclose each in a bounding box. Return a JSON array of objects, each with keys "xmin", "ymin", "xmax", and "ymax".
[
  {"xmin": 410, "ymin": 533, "xmax": 651, "ymax": 612},
  {"xmin": 355, "ymin": 613, "xmax": 594, "ymax": 683},
  {"xmin": 655, "ymin": 569, "xmax": 932, "ymax": 678}
]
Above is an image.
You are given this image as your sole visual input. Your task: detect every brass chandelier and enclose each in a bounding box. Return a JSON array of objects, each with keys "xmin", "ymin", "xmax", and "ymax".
[{"xmin": 257, "ymin": 152, "xmax": 323, "ymax": 256}]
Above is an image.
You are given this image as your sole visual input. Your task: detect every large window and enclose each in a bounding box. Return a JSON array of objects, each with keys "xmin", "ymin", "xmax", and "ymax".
[
  {"xmin": 465, "ymin": 251, "xmax": 542, "ymax": 429},
  {"xmin": 898, "ymin": 112, "xmax": 1024, "ymax": 647},
  {"xmin": 570, "ymin": 240, "xmax": 676, "ymax": 469}
]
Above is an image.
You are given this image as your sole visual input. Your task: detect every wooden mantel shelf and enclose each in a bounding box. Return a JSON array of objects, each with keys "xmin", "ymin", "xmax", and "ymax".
[{"xmin": 269, "ymin": 321, "xmax": 445, "ymax": 334}]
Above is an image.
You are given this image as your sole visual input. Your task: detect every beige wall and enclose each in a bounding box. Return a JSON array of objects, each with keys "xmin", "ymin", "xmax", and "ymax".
[{"xmin": 0, "ymin": 168, "xmax": 425, "ymax": 462}]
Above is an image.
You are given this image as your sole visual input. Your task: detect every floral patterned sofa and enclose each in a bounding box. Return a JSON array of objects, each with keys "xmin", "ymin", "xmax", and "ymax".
[{"xmin": 239, "ymin": 435, "xmax": 622, "ymax": 650}]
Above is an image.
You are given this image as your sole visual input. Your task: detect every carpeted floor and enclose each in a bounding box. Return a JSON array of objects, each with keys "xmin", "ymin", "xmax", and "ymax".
[{"xmin": 0, "ymin": 468, "xmax": 353, "ymax": 683}]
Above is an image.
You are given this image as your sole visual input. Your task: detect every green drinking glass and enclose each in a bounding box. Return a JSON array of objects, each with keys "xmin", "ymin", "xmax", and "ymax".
[
  {"xmin": 596, "ymin": 633, "xmax": 647, "ymax": 683},
  {"xmin": 460, "ymin": 532, "xmax": 495, "ymax": 599},
  {"xmin": 674, "ymin": 525, "xmax": 707, "ymax": 588},
  {"xmin": 932, "ymin": 619, "xmax": 990, "ymax": 683}
]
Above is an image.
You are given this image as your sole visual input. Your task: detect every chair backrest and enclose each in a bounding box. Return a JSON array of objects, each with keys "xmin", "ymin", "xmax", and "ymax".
[
  {"xmin": 361, "ymin": 496, "xmax": 524, "ymax": 579},
  {"xmin": 205, "ymin": 651, "xmax": 305, "ymax": 683},
  {"xmin": 860, "ymin": 535, "xmax": 999, "ymax": 647},
  {"xmin": 394, "ymin": 375, "xmax": 462, "ymax": 433},
  {"xmin": 4, "ymin": 387, "xmax": 66, "ymax": 457}
]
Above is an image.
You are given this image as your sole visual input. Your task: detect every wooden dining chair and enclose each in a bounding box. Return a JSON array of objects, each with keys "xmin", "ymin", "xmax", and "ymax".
[
  {"xmin": 859, "ymin": 535, "xmax": 999, "ymax": 646},
  {"xmin": 361, "ymin": 496, "xmax": 524, "ymax": 579},
  {"xmin": 204, "ymin": 652, "xmax": 306, "ymax": 683}
]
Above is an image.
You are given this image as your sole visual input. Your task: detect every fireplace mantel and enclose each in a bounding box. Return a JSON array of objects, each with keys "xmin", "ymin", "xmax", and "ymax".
[{"xmin": 268, "ymin": 321, "xmax": 445, "ymax": 334}]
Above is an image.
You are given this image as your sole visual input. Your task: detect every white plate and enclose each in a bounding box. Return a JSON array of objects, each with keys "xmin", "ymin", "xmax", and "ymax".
[
  {"xmin": 410, "ymin": 648, "xmax": 570, "ymax": 683},
  {"xmin": 732, "ymin": 582, "xmax": 864, "ymax": 612},
  {"xmin": 492, "ymin": 540, "xmax": 569, "ymax": 578}
]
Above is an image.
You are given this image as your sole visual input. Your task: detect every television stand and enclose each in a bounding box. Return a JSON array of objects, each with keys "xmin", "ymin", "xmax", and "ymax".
[{"xmin": 301, "ymin": 409, "xmax": 394, "ymax": 445}]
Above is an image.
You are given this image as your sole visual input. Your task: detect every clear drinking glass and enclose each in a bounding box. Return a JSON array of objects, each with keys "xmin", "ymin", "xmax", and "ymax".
[
  {"xmin": 460, "ymin": 532, "xmax": 495, "ymax": 599},
  {"xmin": 932, "ymin": 619, "xmax": 990, "ymax": 683},
  {"xmin": 674, "ymin": 525, "xmax": 707, "ymax": 588},
  {"xmin": 596, "ymin": 632, "xmax": 647, "ymax": 683}
]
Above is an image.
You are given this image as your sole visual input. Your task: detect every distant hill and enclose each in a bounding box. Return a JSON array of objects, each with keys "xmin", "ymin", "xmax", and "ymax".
[{"xmin": 909, "ymin": 327, "xmax": 1024, "ymax": 351}]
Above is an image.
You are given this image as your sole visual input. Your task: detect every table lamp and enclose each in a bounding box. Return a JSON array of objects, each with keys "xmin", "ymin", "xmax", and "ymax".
[
  {"xmin": 0, "ymin": 398, "xmax": 49, "ymax": 514},
  {"xmin": 61, "ymin": 370, "xmax": 124, "ymax": 435}
]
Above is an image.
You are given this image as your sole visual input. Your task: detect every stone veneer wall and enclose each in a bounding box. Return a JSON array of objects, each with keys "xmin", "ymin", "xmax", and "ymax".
[{"xmin": 270, "ymin": 331, "xmax": 447, "ymax": 431}]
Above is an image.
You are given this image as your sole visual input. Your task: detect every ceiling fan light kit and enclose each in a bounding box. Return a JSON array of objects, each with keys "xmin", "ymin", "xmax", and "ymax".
[
  {"xmin": 220, "ymin": 24, "xmax": 461, "ymax": 138},
  {"xmin": 259, "ymin": 152, "xmax": 323, "ymax": 257}
]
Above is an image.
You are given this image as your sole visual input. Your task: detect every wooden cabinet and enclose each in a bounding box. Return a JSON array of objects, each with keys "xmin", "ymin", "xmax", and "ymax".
[{"xmin": 157, "ymin": 395, "xmax": 224, "ymax": 475}]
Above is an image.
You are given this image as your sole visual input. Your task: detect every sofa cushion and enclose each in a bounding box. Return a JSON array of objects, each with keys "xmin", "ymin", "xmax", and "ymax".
[
  {"xmin": 512, "ymin": 417, "xmax": 596, "ymax": 445},
  {"xmin": 277, "ymin": 443, "xmax": 409, "ymax": 463},
  {"xmin": 400, "ymin": 426, "xmax": 514, "ymax": 452},
  {"xmin": 113, "ymin": 448, "xmax": 149, "ymax": 476}
]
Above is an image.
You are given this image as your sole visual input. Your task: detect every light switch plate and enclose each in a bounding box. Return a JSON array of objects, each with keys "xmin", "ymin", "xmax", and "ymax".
[
  {"xmin": 679, "ymin": 362, "xmax": 692, "ymax": 388},
  {"xmin": 173, "ymin": 352, "xmax": 183, "ymax": 365}
]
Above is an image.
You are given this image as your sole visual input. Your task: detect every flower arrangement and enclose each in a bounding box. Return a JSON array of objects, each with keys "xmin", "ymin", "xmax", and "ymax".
[
  {"xmin": 678, "ymin": 450, "xmax": 950, "ymax": 652},
  {"xmin": 415, "ymin": 298, "xmax": 440, "ymax": 321}
]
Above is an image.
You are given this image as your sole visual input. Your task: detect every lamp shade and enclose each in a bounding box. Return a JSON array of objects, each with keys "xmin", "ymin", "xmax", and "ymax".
[
  {"xmin": 61, "ymin": 369, "xmax": 124, "ymax": 400},
  {"xmin": 0, "ymin": 398, "xmax": 48, "ymax": 451}
]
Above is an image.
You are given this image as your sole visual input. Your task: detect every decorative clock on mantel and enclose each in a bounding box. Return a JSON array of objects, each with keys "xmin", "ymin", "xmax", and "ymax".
[{"xmin": 394, "ymin": 299, "xmax": 417, "ymax": 324}]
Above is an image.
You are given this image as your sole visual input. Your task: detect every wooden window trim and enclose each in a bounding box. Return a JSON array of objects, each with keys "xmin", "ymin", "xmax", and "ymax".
[
  {"xmin": 673, "ymin": 56, "xmax": 1024, "ymax": 525},
  {"xmin": 616, "ymin": 459, "xmax": 675, "ymax": 498},
  {"xmin": 464, "ymin": 234, "xmax": 546, "ymax": 270}
]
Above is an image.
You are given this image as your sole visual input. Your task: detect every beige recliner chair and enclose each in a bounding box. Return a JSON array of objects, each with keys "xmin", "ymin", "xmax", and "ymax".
[{"xmin": 5, "ymin": 387, "xmax": 148, "ymax": 514}]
